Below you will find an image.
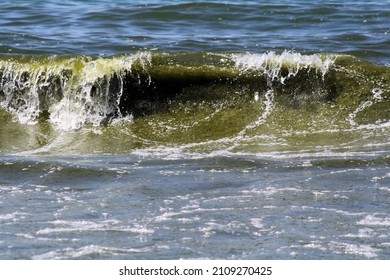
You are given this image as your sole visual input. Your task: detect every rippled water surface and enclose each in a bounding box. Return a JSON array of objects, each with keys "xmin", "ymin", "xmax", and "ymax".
[
  {"xmin": 1, "ymin": 154, "xmax": 390, "ymax": 259},
  {"xmin": 0, "ymin": 0, "xmax": 389, "ymax": 63}
]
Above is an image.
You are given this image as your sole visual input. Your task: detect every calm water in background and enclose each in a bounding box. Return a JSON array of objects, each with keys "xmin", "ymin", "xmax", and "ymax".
[
  {"xmin": 0, "ymin": 0, "xmax": 390, "ymax": 259},
  {"xmin": 1, "ymin": 0, "xmax": 389, "ymax": 63}
]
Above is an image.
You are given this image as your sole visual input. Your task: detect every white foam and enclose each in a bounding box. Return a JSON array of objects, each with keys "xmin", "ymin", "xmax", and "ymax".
[
  {"xmin": 0, "ymin": 52, "xmax": 152, "ymax": 131},
  {"xmin": 357, "ymin": 215, "xmax": 390, "ymax": 227},
  {"xmin": 372, "ymin": 88, "xmax": 383, "ymax": 101},
  {"xmin": 232, "ymin": 51, "xmax": 336, "ymax": 81},
  {"xmin": 290, "ymin": 241, "xmax": 327, "ymax": 252},
  {"xmin": 49, "ymin": 53, "xmax": 151, "ymax": 131},
  {"xmin": 344, "ymin": 228, "xmax": 378, "ymax": 238},
  {"xmin": 371, "ymin": 173, "xmax": 390, "ymax": 183},
  {"xmin": 250, "ymin": 218, "xmax": 265, "ymax": 229},
  {"xmin": 239, "ymin": 88, "xmax": 274, "ymax": 135},
  {"xmin": 347, "ymin": 85, "xmax": 386, "ymax": 127},
  {"xmin": 32, "ymin": 245, "xmax": 149, "ymax": 260},
  {"xmin": 0, "ymin": 212, "xmax": 29, "ymax": 221},
  {"xmin": 329, "ymin": 242, "xmax": 379, "ymax": 258},
  {"xmin": 36, "ymin": 219, "xmax": 154, "ymax": 235},
  {"xmin": 347, "ymin": 101, "xmax": 373, "ymax": 127},
  {"xmin": 0, "ymin": 63, "xmax": 44, "ymax": 125}
]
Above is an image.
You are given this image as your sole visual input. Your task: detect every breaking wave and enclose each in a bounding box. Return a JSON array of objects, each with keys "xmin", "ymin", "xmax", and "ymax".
[{"xmin": 0, "ymin": 51, "xmax": 389, "ymax": 154}]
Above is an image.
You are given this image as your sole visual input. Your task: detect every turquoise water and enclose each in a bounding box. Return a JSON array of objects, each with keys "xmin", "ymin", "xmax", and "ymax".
[{"xmin": 0, "ymin": 0, "xmax": 389, "ymax": 259}]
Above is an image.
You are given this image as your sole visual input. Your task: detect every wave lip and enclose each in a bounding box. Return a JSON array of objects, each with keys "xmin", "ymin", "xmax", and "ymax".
[
  {"xmin": 0, "ymin": 52, "xmax": 152, "ymax": 130},
  {"xmin": 0, "ymin": 51, "xmax": 339, "ymax": 130},
  {"xmin": 232, "ymin": 51, "xmax": 336, "ymax": 82}
]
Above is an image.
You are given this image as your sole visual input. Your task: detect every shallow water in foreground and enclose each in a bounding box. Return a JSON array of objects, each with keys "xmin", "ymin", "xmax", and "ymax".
[{"xmin": 1, "ymin": 153, "xmax": 390, "ymax": 259}]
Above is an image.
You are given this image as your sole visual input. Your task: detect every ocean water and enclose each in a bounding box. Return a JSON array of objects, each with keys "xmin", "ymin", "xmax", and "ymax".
[{"xmin": 0, "ymin": 0, "xmax": 389, "ymax": 260}]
